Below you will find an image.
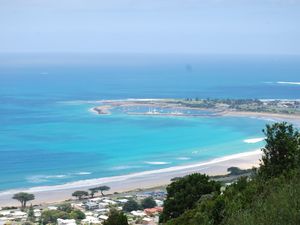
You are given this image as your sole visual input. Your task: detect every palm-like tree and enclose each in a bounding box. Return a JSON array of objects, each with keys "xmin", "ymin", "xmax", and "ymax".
[
  {"xmin": 12, "ymin": 192, "xmax": 35, "ymax": 209},
  {"xmin": 97, "ymin": 186, "xmax": 110, "ymax": 196},
  {"xmin": 89, "ymin": 187, "xmax": 99, "ymax": 198}
]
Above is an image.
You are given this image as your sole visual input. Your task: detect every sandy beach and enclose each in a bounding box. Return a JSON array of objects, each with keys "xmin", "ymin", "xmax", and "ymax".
[
  {"xmin": 221, "ymin": 110, "xmax": 300, "ymax": 125},
  {"xmin": 0, "ymin": 150, "xmax": 261, "ymax": 207}
]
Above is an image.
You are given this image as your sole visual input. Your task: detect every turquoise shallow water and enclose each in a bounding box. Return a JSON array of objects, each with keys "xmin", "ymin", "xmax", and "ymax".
[{"xmin": 0, "ymin": 54, "xmax": 299, "ymax": 191}]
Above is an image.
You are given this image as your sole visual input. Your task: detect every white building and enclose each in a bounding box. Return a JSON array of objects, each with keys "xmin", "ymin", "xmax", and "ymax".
[{"xmin": 57, "ymin": 219, "xmax": 77, "ymax": 225}]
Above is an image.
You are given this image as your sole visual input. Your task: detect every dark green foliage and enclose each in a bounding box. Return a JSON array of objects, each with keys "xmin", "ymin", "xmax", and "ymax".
[
  {"xmin": 72, "ymin": 190, "xmax": 89, "ymax": 200},
  {"xmin": 89, "ymin": 187, "xmax": 98, "ymax": 198},
  {"xmin": 165, "ymin": 194, "xmax": 225, "ymax": 225},
  {"xmin": 103, "ymin": 209, "xmax": 129, "ymax": 225},
  {"xmin": 123, "ymin": 199, "xmax": 140, "ymax": 212},
  {"xmin": 259, "ymin": 122, "xmax": 300, "ymax": 178},
  {"xmin": 40, "ymin": 206, "xmax": 85, "ymax": 224},
  {"xmin": 96, "ymin": 185, "xmax": 110, "ymax": 196},
  {"xmin": 160, "ymin": 173, "xmax": 221, "ymax": 222},
  {"xmin": 12, "ymin": 192, "xmax": 35, "ymax": 208},
  {"xmin": 141, "ymin": 197, "xmax": 157, "ymax": 209},
  {"xmin": 69, "ymin": 209, "xmax": 86, "ymax": 220},
  {"xmin": 27, "ymin": 205, "xmax": 35, "ymax": 222},
  {"xmin": 1, "ymin": 206, "xmax": 17, "ymax": 210},
  {"xmin": 40, "ymin": 210, "xmax": 69, "ymax": 225},
  {"xmin": 166, "ymin": 173, "xmax": 300, "ymax": 225},
  {"xmin": 225, "ymin": 170, "xmax": 300, "ymax": 225},
  {"xmin": 170, "ymin": 177, "xmax": 182, "ymax": 182},
  {"xmin": 227, "ymin": 167, "xmax": 252, "ymax": 176},
  {"xmin": 57, "ymin": 203, "xmax": 72, "ymax": 213}
]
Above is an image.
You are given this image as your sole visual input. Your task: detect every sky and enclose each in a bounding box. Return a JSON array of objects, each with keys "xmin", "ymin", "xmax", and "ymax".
[{"xmin": 0, "ymin": 0, "xmax": 300, "ymax": 55}]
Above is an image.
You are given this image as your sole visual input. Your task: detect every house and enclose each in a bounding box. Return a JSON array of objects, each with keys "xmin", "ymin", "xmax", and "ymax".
[
  {"xmin": 102, "ymin": 199, "xmax": 116, "ymax": 205},
  {"xmin": 84, "ymin": 202, "xmax": 99, "ymax": 210},
  {"xmin": 81, "ymin": 216, "xmax": 101, "ymax": 224},
  {"xmin": 94, "ymin": 208, "xmax": 109, "ymax": 214},
  {"xmin": 116, "ymin": 198, "xmax": 128, "ymax": 203},
  {"xmin": 131, "ymin": 210, "xmax": 146, "ymax": 217},
  {"xmin": 155, "ymin": 200, "xmax": 163, "ymax": 207},
  {"xmin": 98, "ymin": 202, "xmax": 109, "ymax": 209},
  {"xmin": 144, "ymin": 207, "xmax": 163, "ymax": 216},
  {"xmin": 11, "ymin": 211, "xmax": 27, "ymax": 219},
  {"xmin": 98, "ymin": 215, "xmax": 108, "ymax": 221},
  {"xmin": 57, "ymin": 219, "xmax": 77, "ymax": 225},
  {"xmin": 89, "ymin": 197, "xmax": 103, "ymax": 203}
]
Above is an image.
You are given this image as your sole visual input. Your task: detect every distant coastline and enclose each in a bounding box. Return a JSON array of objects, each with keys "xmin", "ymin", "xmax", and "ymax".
[{"xmin": 91, "ymin": 98, "xmax": 300, "ymax": 124}]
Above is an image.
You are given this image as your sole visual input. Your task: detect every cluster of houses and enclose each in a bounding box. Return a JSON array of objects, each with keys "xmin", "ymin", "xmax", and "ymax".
[
  {"xmin": 0, "ymin": 209, "xmax": 28, "ymax": 224},
  {"xmin": 0, "ymin": 190, "xmax": 166, "ymax": 225}
]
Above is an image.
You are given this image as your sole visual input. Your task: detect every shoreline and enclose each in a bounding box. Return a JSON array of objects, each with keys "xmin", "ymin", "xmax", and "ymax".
[
  {"xmin": 0, "ymin": 149, "xmax": 262, "ymax": 207},
  {"xmin": 221, "ymin": 110, "xmax": 300, "ymax": 126}
]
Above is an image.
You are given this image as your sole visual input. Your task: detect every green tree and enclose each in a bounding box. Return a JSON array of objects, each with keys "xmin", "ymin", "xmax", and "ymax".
[
  {"xmin": 72, "ymin": 191, "xmax": 89, "ymax": 200},
  {"xmin": 69, "ymin": 209, "xmax": 86, "ymax": 220},
  {"xmin": 227, "ymin": 167, "xmax": 252, "ymax": 175},
  {"xmin": 89, "ymin": 187, "xmax": 98, "ymax": 198},
  {"xmin": 160, "ymin": 173, "xmax": 221, "ymax": 222},
  {"xmin": 40, "ymin": 210, "xmax": 69, "ymax": 225},
  {"xmin": 97, "ymin": 186, "xmax": 110, "ymax": 196},
  {"xmin": 57, "ymin": 203, "xmax": 72, "ymax": 213},
  {"xmin": 225, "ymin": 170, "xmax": 300, "ymax": 225},
  {"xmin": 103, "ymin": 209, "xmax": 128, "ymax": 225},
  {"xmin": 123, "ymin": 199, "xmax": 140, "ymax": 212},
  {"xmin": 141, "ymin": 197, "xmax": 157, "ymax": 209},
  {"xmin": 27, "ymin": 205, "xmax": 35, "ymax": 222},
  {"xmin": 12, "ymin": 192, "xmax": 35, "ymax": 209},
  {"xmin": 260, "ymin": 122, "xmax": 300, "ymax": 178}
]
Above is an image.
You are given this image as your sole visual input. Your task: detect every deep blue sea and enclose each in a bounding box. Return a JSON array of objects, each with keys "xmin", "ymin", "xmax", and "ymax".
[{"xmin": 0, "ymin": 54, "xmax": 299, "ymax": 191}]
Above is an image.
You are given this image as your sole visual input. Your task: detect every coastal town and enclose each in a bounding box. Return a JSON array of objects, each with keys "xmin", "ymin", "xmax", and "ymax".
[
  {"xmin": 0, "ymin": 188, "xmax": 166, "ymax": 225},
  {"xmin": 0, "ymin": 167, "xmax": 252, "ymax": 225}
]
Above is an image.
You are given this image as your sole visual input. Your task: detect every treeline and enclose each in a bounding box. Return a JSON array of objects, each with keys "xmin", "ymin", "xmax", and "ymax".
[
  {"xmin": 178, "ymin": 98, "xmax": 264, "ymax": 109},
  {"xmin": 183, "ymin": 98, "xmax": 262, "ymax": 105},
  {"xmin": 160, "ymin": 122, "xmax": 300, "ymax": 225}
]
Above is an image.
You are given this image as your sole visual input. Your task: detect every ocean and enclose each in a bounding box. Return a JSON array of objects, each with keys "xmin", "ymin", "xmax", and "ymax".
[{"xmin": 0, "ymin": 54, "xmax": 299, "ymax": 191}]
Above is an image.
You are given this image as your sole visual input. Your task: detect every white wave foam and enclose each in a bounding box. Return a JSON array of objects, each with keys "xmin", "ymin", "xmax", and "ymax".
[
  {"xmin": 144, "ymin": 161, "xmax": 170, "ymax": 165},
  {"xmin": 176, "ymin": 157, "xmax": 191, "ymax": 160},
  {"xmin": 27, "ymin": 174, "xmax": 68, "ymax": 183},
  {"xmin": 0, "ymin": 150, "xmax": 262, "ymax": 196},
  {"xmin": 76, "ymin": 172, "xmax": 91, "ymax": 175},
  {"xmin": 277, "ymin": 81, "xmax": 300, "ymax": 86},
  {"xmin": 110, "ymin": 165, "xmax": 141, "ymax": 171},
  {"xmin": 244, "ymin": 138, "xmax": 265, "ymax": 144}
]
